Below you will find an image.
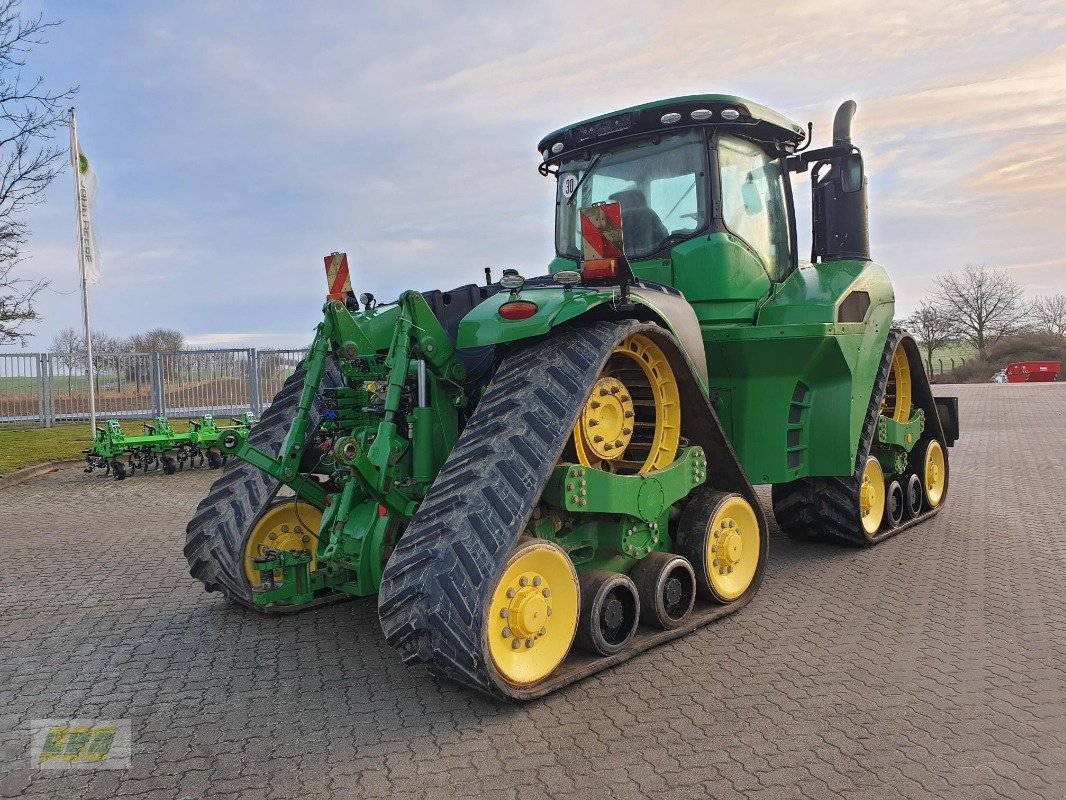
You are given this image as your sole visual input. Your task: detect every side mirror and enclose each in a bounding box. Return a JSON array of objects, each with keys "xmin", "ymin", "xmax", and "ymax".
[{"xmin": 841, "ymin": 153, "xmax": 864, "ymax": 193}]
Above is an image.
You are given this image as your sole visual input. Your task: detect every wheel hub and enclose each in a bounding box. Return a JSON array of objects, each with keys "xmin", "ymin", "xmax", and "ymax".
[
  {"xmin": 579, "ymin": 377, "xmax": 634, "ymax": 460},
  {"xmin": 926, "ymin": 458, "xmax": 940, "ymax": 487},
  {"xmin": 717, "ymin": 525, "xmax": 743, "ymax": 566},
  {"xmin": 499, "ymin": 574, "xmax": 553, "ymax": 646},
  {"xmin": 860, "ymin": 477, "xmax": 876, "ymax": 516},
  {"xmin": 601, "ymin": 595, "xmax": 624, "ymax": 633},
  {"xmin": 243, "ymin": 503, "xmax": 322, "ymax": 584}
]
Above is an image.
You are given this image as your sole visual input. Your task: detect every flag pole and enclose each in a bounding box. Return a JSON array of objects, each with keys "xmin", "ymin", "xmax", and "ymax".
[{"xmin": 70, "ymin": 108, "xmax": 96, "ymax": 435}]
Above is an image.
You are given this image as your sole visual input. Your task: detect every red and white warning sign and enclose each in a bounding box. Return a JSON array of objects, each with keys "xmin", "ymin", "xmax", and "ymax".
[
  {"xmin": 324, "ymin": 252, "xmax": 352, "ymax": 301},
  {"xmin": 579, "ymin": 202, "xmax": 624, "ymax": 261}
]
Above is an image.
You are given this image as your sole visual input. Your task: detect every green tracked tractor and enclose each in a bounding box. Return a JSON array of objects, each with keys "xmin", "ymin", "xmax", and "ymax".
[{"xmin": 185, "ymin": 96, "xmax": 959, "ymax": 700}]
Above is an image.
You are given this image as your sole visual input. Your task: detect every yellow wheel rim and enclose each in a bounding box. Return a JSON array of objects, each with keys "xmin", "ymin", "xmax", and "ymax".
[
  {"xmin": 924, "ymin": 440, "xmax": 946, "ymax": 508},
  {"xmin": 859, "ymin": 456, "xmax": 885, "ymax": 536},
  {"xmin": 573, "ymin": 333, "xmax": 681, "ymax": 475},
  {"xmin": 486, "ymin": 539, "xmax": 579, "ymax": 687},
  {"xmin": 881, "ymin": 344, "xmax": 913, "ymax": 424},
  {"xmin": 706, "ymin": 495, "xmax": 760, "ymax": 602},
  {"xmin": 242, "ymin": 501, "xmax": 323, "ymax": 584}
]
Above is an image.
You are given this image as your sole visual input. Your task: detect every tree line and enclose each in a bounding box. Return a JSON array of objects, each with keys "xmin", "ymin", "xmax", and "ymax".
[{"xmin": 905, "ymin": 264, "xmax": 1066, "ymax": 377}]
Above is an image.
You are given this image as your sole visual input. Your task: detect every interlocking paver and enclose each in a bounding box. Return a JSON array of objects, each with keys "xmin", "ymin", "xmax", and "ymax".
[{"xmin": 1, "ymin": 383, "xmax": 1064, "ymax": 799}]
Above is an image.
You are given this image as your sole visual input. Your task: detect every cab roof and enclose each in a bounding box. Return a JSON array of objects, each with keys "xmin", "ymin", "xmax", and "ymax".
[{"xmin": 537, "ymin": 94, "xmax": 806, "ymax": 164}]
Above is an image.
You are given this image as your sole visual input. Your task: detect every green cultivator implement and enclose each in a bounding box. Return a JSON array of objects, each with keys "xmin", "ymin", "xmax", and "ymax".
[
  {"xmin": 86, "ymin": 413, "xmax": 257, "ymax": 480},
  {"xmin": 185, "ymin": 96, "xmax": 960, "ymax": 699}
]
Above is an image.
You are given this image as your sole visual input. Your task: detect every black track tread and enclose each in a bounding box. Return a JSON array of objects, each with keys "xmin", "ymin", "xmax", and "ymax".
[
  {"xmin": 377, "ymin": 321, "xmax": 657, "ymax": 699},
  {"xmin": 772, "ymin": 328, "xmax": 945, "ymax": 546},
  {"xmin": 183, "ymin": 359, "xmax": 341, "ymax": 610}
]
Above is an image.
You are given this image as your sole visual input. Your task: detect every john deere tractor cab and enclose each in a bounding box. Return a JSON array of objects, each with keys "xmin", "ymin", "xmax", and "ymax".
[{"xmin": 186, "ymin": 94, "xmax": 958, "ymax": 701}]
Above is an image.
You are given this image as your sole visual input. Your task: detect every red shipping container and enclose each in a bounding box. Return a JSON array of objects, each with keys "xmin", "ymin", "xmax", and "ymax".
[{"xmin": 1004, "ymin": 361, "xmax": 1061, "ymax": 383}]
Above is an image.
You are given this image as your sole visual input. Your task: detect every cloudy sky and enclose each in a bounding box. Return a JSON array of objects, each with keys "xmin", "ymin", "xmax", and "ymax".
[{"xmin": 14, "ymin": 0, "xmax": 1066, "ymax": 350}]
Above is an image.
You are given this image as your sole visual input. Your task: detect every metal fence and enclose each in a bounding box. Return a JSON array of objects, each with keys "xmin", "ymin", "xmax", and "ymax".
[{"xmin": 0, "ymin": 348, "xmax": 308, "ymax": 427}]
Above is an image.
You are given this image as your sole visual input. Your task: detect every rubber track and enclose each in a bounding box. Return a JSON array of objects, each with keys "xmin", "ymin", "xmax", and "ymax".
[
  {"xmin": 183, "ymin": 359, "xmax": 342, "ymax": 610},
  {"xmin": 771, "ymin": 328, "xmax": 946, "ymax": 546},
  {"xmin": 377, "ymin": 321, "xmax": 765, "ymax": 700}
]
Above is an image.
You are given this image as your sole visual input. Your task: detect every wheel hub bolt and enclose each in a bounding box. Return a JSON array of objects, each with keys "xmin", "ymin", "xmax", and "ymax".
[
  {"xmin": 542, "ymin": 588, "xmax": 551, "ymax": 598},
  {"xmin": 539, "ymin": 627, "xmax": 546, "ymax": 636},
  {"xmin": 502, "ymin": 627, "xmax": 512, "ymax": 638},
  {"xmin": 512, "ymin": 639, "xmax": 521, "ymax": 650},
  {"xmin": 519, "ymin": 576, "xmax": 528, "ymax": 587},
  {"xmin": 525, "ymin": 639, "xmax": 534, "ymax": 648},
  {"xmin": 507, "ymin": 588, "xmax": 516, "ymax": 599},
  {"xmin": 533, "ymin": 576, "xmax": 542, "ymax": 587},
  {"xmin": 500, "ymin": 608, "xmax": 509, "ymax": 618}
]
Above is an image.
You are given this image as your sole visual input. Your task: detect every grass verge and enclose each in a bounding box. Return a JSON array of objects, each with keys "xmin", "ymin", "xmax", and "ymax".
[{"xmin": 0, "ymin": 420, "xmax": 195, "ymax": 476}]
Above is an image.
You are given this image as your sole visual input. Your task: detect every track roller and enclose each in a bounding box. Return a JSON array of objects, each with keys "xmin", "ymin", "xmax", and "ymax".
[
  {"xmin": 885, "ymin": 479, "xmax": 905, "ymax": 528},
  {"xmin": 922, "ymin": 439, "xmax": 947, "ymax": 508},
  {"xmin": 485, "ymin": 537, "xmax": 579, "ymax": 687},
  {"xmin": 859, "ymin": 456, "xmax": 885, "ymax": 537},
  {"xmin": 575, "ymin": 570, "xmax": 640, "ymax": 656},
  {"xmin": 630, "ymin": 552, "xmax": 696, "ymax": 630},
  {"xmin": 676, "ymin": 488, "xmax": 762, "ymax": 603},
  {"xmin": 904, "ymin": 474, "xmax": 923, "ymax": 519}
]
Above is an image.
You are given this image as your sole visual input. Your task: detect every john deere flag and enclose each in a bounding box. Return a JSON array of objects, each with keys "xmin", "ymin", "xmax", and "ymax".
[{"xmin": 70, "ymin": 114, "xmax": 101, "ymax": 284}]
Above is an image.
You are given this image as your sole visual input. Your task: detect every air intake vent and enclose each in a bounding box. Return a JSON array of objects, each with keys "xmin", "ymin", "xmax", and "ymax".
[
  {"xmin": 786, "ymin": 382, "xmax": 810, "ymax": 470},
  {"xmin": 837, "ymin": 291, "xmax": 871, "ymax": 323}
]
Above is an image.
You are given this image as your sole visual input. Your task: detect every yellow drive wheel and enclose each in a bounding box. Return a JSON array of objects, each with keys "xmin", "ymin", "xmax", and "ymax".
[
  {"xmin": 881, "ymin": 343, "xmax": 913, "ymax": 424},
  {"xmin": 573, "ymin": 333, "xmax": 681, "ymax": 475},
  {"xmin": 923, "ymin": 439, "xmax": 947, "ymax": 508},
  {"xmin": 859, "ymin": 456, "xmax": 886, "ymax": 536},
  {"xmin": 486, "ymin": 538, "xmax": 579, "ymax": 688},
  {"xmin": 705, "ymin": 494, "xmax": 761, "ymax": 602},
  {"xmin": 242, "ymin": 500, "xmax": 323, "ymax": 584}
]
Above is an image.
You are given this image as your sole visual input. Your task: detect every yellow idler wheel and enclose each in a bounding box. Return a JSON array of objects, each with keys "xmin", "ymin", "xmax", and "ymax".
[
  {"xmin": 573, "ymin": 333, "xmax": 681, "ymax": 475},
  {"xmin": 923, "ymin": 439, "xmax": 947, "ymax": 508},
  {"xmin": 242, "ymin": 500, "xmax": 323, "ymax": 584},
  {"xmin": 859, "ymin": 456, "xmax": 886, "ymax": 537},
  {"xmin": 676, "ymin": 489, "xmax": 761, "ymax": 603},
  {"xmin": 486, "ymin": 537, "xmax": 579, "ymax": 688},
  {"xmin": 881, "ymin": 343, "xmax": 913, "ymax": 424}
]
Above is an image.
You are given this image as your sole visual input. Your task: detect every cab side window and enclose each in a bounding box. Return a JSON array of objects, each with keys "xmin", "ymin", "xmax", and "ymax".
[{"xmin": 718, "ymin": 135, "xmax": 791, "ymax": 280}]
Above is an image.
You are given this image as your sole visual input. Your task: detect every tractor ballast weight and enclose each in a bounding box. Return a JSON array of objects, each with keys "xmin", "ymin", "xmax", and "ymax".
[{"xmin": 185, "ymin": 95, "xmax": 958, "ymax": 699}]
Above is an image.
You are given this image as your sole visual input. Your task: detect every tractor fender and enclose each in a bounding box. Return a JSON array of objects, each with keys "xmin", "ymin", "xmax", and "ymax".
[{"xmin": 456, "ymin": 281, "xmax": 708, "ymax": 386}]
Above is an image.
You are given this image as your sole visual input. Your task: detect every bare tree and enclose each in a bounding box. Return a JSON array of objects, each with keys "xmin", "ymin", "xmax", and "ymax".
[
  {"xmin": 1030, "ymin": 293, "xmax": 1066, "ymax": 339},
  {"xmin": 49, "ymin": 325, "xmax": 80, "ymax": 395},
  {"xmin": 0, "ymin": 1, "xmax": 77, "ymax": 344},
  {"xmin": 934, "ymin": 265, "xmax": 1027, "ymax": 356},
  {"xmin": 904, "ymin": 301, "xmax": 957, "ymax": 371},
  {"xmin": 127, "ymin": 327, "xmax": 184, "ymax": 353}
]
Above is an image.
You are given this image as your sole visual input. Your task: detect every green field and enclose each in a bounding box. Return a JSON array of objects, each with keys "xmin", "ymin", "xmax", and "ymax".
[{"xmin": 0, "ymin": 420, "xmax": 197, "ymax": 476}]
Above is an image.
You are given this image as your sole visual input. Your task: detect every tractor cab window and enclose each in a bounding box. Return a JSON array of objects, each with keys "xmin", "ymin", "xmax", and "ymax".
[
  {"xmin": 556, "ymin": 129, "xmax": 708, "ymax": 261},
  {"xmin": 717, "ymin": 135, "xmax": 791, "ymax": 281}
]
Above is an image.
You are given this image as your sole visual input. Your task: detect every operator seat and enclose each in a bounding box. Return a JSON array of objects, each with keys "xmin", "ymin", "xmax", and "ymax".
[{"xmin": 610, "ymin": 189, "xmax": 669, "ymax": 255}]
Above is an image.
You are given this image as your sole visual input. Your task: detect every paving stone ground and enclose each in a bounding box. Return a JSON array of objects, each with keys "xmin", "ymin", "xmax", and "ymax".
[{"xmin": 1, "ymin": 383, "xmax": 1063, "ymax": 800}]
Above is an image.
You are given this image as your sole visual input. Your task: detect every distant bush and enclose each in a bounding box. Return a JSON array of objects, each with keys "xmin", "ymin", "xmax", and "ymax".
[
  {"xmin": 938, "ymin": 332, "xmax": 1064, "ymax": 383},
  {"xmin": 985, "ymin": 332, "xmax": 1065, "ymax": 363}
]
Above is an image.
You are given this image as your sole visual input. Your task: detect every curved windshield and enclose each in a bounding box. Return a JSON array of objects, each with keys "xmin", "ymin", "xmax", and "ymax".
[{"xmin": 555, "ymin": 129, "xmax": 708, "ymax": 261}]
